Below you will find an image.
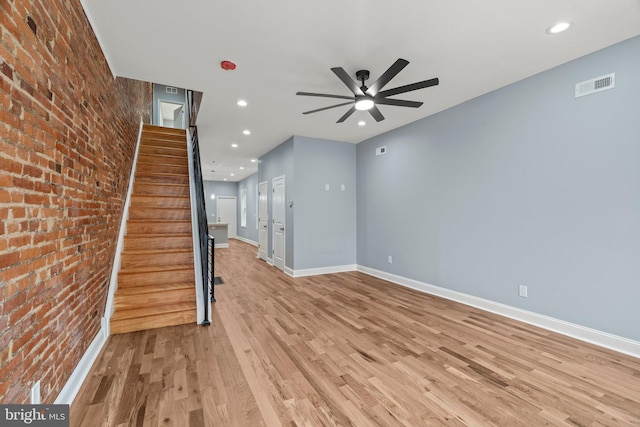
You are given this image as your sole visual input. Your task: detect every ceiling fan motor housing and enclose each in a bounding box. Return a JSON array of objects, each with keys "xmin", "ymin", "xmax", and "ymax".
[{"xmin": 356, "ymin": 70, "xmax": 370, "ymax": 82}]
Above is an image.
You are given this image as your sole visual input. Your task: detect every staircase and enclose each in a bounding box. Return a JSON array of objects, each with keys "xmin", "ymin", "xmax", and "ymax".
[{"xmin": 110, "ymin": 125, "xmax": 197, "ymax": 334}]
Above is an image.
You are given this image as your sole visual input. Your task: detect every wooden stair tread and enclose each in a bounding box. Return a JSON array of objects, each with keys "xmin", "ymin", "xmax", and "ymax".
[
  {"xmin": 116, "ymin": 282, "xmax": 194, "ymax": 295},
  {"xmin": 119, "ymin": 264, "xmax": 194, "ymax": 274},
  {"xmin": 111, "ymin": 302, "xmax": 195, "ymax": 321},
  {"xmin": 124, "ymin": 233, "xmax": 191, "ymax": 238},
  {"xmin": 122, "ymin": 248, "xmax": 193, "ymax": 255},
  {"xmin": 110, "ymin": 310, "xmax": 195, "ymax": 334}
]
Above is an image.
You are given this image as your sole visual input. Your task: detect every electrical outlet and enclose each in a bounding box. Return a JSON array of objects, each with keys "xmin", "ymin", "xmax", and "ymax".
[
  {"xmin": 519, "ymin": 285, "xmax": 528, "ymax": 298},
  {"xmin": 388, "ymin": 255, "xmax": 393, "ymax": 264}
]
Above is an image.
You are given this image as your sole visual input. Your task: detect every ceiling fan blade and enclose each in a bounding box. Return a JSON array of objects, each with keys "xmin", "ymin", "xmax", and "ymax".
[
  {"xmin": 377, "ymin": 78, "xmax": 439, "ymax": 98},
  {"xmin": 336, "ymin": 106, "xmax": 357, "ymax": 123},
  {"xmin": 331, "ymin": 67, "xmax": 365, "ymax": 96},
  {"xmin": 365, "ymin": 58, "xmax": 409, "ymax": 96},
  {"xmin": 369, "ymin": 105, "xmax": 385, "ymax": 122},
  {"xmin": 303, "ymin": 102, "xmax": 354, "ymax": 115},
  {"xmin": 374, "ymin": 98, "xmax": 423, "ymax": 108},
  {"xmin": 296, "ymin": 91, "xmax": 353, "ymax": 100}
]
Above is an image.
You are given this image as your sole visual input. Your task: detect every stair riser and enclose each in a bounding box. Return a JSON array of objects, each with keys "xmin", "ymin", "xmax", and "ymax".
[
  {"xmin": 140, "ymin": 139, "xmax": 186, "ymax": 150},
  {"xmin": 139, "ymin": 145, "xmax": 187, "ymax": 158},
  {"xmin": 133, "ymin": 183, "xmax": 190, "ymax": 197},
  {"xmin": 136, "ymin": 163, "xmax": 188, "ymax": 175},
  {"xmin": 114, "ymin": 288, "xmax": 194, "ymax": 310},
  {"xmin": 137, "ymin": 154, "xmax": 188, "ymax": 166},
  {"xmin": 130, "ymin": 196, "xmax": 190, "ymax": 209},
  {"xmin": 118, "ymin": 268, "xmax": 194, "ymax": 287},
  {"xmin": 120, "ymin": 252, "xmax": 193, "ymax": 270},
  {"xmin": 128, "ymin": 208, "xmax": 191, "ymax": 221},
  {"xmin": 127, "ymin": 222, "xmax": 192, "ymax": 235},
  {"xmin": 124, "ymin": 236, "xmax": 193, "ymax": 251},
  {"xmin": 135, "ymin": 174, "xmax": 190, "ymax": 185},
  {"xmin": 110, "ymin": 310, "xmax": 195, "ymax": 334}
]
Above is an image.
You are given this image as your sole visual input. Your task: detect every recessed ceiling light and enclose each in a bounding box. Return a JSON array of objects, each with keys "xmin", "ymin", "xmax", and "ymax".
[
  {"xmin": 243, "ymin": 129, "xmax": 251, "ymax": 135},
  {"xmin": 237, "ymin": 100, "xmax": 247, "ymax": 107},
  {"xmin": 250, "ymin": 159, "xmax": 257, "ymax": 163},
  {"xmin": 223, "ymin": 178, "xmax": 227, "ymax": 181},
  {"xmin": 547, "ymin": 21, "xmax": 571, "ymax": 34},
  {"xmin": 358, "ymin": 121, "xmax": 366, "ymax": 126},
  {"xmin": 231, "ymin": 143, "xmax": 239, "ymax": 148},
  {"xmin": 230, "ymin": 173, "xmax": 235, "ymax": 177},
  {"xmin": 239, "ymin": 166, "xmax": 244, "ymax": 170}
]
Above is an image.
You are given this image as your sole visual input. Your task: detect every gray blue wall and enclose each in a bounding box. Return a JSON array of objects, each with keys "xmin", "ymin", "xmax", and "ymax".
[
  {"xmin": 258, "ymin": 138, "xmax": 295, "ymax": 268},
  {"xmin": 152, "ymin": 83, "xmax": 186, "ymax": 127},
  {"xmin": 237, "ymin": 172, "xmax": 259, "ymax": 244},
  {"xmin": 293, "ymin": 136, "xmax": 357, "ymax": 270},
  {"xmin": 356, "ymin": 36, "xmax": 640, "ymax": 341},
  {"xmin": 203, "ymin": 180, "xmax": 238, "ymax": 225}
]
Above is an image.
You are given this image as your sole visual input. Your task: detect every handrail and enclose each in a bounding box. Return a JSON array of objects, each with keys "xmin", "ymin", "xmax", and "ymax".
[{"xmin": 189, "ymin": 123, "xmax": 212, "ymax": 325}]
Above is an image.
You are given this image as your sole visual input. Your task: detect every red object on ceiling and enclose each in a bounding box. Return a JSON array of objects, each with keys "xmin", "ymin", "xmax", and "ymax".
[{"xmin": 221, "ymin": 61, "xmax": 236, "ymax": 71}]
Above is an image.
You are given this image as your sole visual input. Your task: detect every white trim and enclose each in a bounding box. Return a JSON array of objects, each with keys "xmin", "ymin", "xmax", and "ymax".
[
  {"xmin": 290, "ymin": 264, "xmax": 357, "ymax": 278},
  {"xmin": 267, "ymin": 257, "xmax": 274, "ymax": 266},
  {"xmin": 55, "ymin": 325, "xmax": 108, "ymax": 404},
  {"xmin": 187, "ymin": 129, "xmax": 210, "ymax": 325},
  {"xmin": 357, "ymin": 265, "xmax": 640, "ymax": 359},
  {"xmin": 236, "ymin": 236, "xmax": 258, "ymax": 247},
  {"xmin": 79, "ymin": 0, "xmax": 117, "ymax": 78},
  {"xmin": 103, "ymin": 120, "xmax": 144, "ymax": 335},
  {"xmin": 214, "ymin": 243, "xmax": 229, "ymax": 249},
  {"xmin": 284, "ymin": 266, "xmax": 294, "ymax": 277},
  {"xmin": 271, "ymin": 175, "xmax": 286, "ymax": 272}
]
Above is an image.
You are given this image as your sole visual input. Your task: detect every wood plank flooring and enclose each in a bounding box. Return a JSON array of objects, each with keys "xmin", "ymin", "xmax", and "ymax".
[{"xmin": 71, "ymin": 239, "xmax": 640, "ymax": 426}]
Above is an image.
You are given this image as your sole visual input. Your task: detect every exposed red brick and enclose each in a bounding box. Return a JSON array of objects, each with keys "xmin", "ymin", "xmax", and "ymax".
[{"xmin": 0, "ymin": 0, "xmax": 152, "ymax": 404}]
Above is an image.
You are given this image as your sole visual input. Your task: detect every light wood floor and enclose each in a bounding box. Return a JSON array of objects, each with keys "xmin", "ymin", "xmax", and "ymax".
[{"xmin": 71, "ymin": 240, "xmax": 640, "ymax": 426}]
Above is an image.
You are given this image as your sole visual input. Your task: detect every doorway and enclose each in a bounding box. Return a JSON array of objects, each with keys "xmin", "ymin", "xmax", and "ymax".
[
  {"xmin": 217, "ymin": 196, "xmax": 237, "ymax": 239},
  {"xmin": 258, "ymin": 181, "xmax": 268, "ymax": 262},
  {"xmin": 158, "ymin": 101, "xmax": 185, "ymax": 129},
  {"xmin": 272, "ymin": 176, "xmax": 285, "ymax": 271}
]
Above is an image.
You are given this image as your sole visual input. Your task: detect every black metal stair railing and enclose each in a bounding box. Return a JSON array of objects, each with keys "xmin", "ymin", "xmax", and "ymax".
[{"xmin": 190, "ymin": 124, "xmax": 213, "ymax": 325}]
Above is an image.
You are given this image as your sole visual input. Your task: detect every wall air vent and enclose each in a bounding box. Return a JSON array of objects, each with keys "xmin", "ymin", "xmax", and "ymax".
[
  {"xmin": 575, "ymin": 73, "xmax": 615, "ymax": 98},
  {"xmin": 166, "ymin": 86, "xmax": 178, "ymax": 94}
]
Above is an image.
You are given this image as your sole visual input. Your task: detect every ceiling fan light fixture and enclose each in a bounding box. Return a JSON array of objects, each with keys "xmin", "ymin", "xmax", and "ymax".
[{"xmin": 355, "ymin": 96, "xmax": 375, "ymax": 111}]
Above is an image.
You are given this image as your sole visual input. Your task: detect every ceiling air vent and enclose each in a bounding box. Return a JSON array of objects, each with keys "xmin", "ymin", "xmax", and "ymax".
[{"xmin": 575, "ymin": 73, "xmax": 615, "ymax": 98}]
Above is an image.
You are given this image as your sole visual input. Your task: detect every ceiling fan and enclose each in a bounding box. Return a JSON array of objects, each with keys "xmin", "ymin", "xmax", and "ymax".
[{"xmin": 296, "ymin": 58, "xmax": 439, "ymax": 123}]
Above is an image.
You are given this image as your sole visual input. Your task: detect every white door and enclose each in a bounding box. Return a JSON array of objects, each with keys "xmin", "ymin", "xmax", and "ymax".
[
  {"xmin": 258, "ymin": 181, "xmax": 268, "ymax": 261},
  {"xmin": 272, "ymin": 176, "xmax": 285, "ymax": 270},
  {"xmin": 217, "ymin": 196, "xmax": 237, "ymax": 239}
]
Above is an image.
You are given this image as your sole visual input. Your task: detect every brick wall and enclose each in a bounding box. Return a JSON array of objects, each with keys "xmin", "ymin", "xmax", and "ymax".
[{"xmin": 0, "ymin": 0, "xmax": 152, "ymax": 402}]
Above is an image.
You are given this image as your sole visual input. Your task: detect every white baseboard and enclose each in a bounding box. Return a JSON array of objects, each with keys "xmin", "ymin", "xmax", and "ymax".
[
  {"xmin": 284, "ymin": 266, "xmax": 294, "ymax": 277},
  {"xmin": 267, "ymin": 257, "xmax": 274, "ymax": 266},
  {"xmin": 357, "ymin": 265, "xmax": 640, "ymax": 359},
  {"xmin": 290, "ymin": 264, "xmax": 357, "ymax": 278},
  {"xmin": 55, "ymin": 324, "xmax": 108, "ymax": 405},
  {"xmin": 214, "ymin": 243, "xmax": 229, "ymax": 249},
  {"xmin": 235, "ymin": 236, "xmax": 258, "ymax": 247}
]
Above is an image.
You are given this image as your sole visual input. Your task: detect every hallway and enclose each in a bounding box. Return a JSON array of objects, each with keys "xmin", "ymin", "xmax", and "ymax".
[{"xmin": 70, "ymin": 240, "xmax": 640, "ymax": 426}]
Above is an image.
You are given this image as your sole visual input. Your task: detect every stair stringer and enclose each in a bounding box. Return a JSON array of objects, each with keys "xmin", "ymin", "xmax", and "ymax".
[{"xmin": 103, "ymin": 118, "xmax": 145, "ymax": 336}]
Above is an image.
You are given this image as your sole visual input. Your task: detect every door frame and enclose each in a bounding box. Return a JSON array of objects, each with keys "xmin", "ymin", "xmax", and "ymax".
[
  {"xmin": 157, "ymin": 100, "xmax": 185, "ymax": 129},
  {"xmin": 258, "ymin": 181, "xmax": 268, "ymax": 261},
  {"xmin": 271, "ymin": 175, "xmax": 285, "ymax": 271}
]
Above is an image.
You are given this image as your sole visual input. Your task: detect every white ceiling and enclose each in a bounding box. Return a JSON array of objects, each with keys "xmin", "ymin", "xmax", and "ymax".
[{"xmin": 81, "ymin": 0, "xmax": 640, "ymax": 182}]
